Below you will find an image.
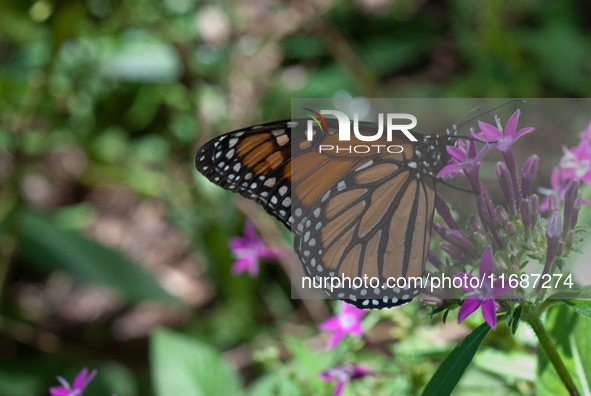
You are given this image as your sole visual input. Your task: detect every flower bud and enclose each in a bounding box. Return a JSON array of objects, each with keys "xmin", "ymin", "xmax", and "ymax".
[
  {"xmin": 533, "ymin": 249, "xmax": 545, "ymax": 260},
  {"xmin": 506, "ymin": 221, "xmax": 517, "ymax": 236},
  {"xmin": 441, "ymin": 242, "xmax": 467, "ymax": 261},
  {"xmin": 421, "ymin": 296, "xmax": 446, "ymax": 307},
  {"xmin": 427, "ymin": 250, "xmax": 444, "ymax": 270},
  {"xmin": 472, "ymin": 232, "xmax": 488, "ymax": 247},
  {"xmin": 447, "ymin": 229, "xmax": 477, "ymax": 255},
  {"xmin": 520, "ymin": 197, "xmax": 531, "ymax": 238},
  {"xmin": 496, "ymin": 206, "xmax": 509, "ymax": 226},
  {"xmin": 571, "ymin": 190, "xmax": 582, "ymax": 229},
  {"xmin": 565, "ymin": 229, "xmax": 575, "ymax": 249},
  {"xmin": 435, "ymin": 194, "xmax": 459, "ymax": 230},
  {"xmin": 548, "ymin": 193, "xmax": 559, "ymax": 213},
  {"xmin": 563, "ymin": 181, "xmax": 581, "ymax": 236},
  {"xmin": 529, "ymin": 194, "xmax": 539, "ymax": 231},
  {"xmin": 432, "ymin": 223, "xmax": 450, "ymax": 241},
  {"xmin": 520, "ymin": 155, "xmax": 539, "ymax": 198},
  {"xmin": 545, "ymin": 211, "xmax": 562, "ymax": 268},
  {"xmin": 468, "ymin": 215, "xmax": 485, "ymax": 235},
  {"xmin": 497, "ymin": 162, "xmax": 515, "ymax": 213},
  {"xmin": 556, "ymin": 240, "xmax": 565, "ymax": 257}
]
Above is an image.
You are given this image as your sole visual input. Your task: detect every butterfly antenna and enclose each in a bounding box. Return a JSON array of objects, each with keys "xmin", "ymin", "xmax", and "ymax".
[
  {"xmin": 446, "ymin": 107, "xmax": 482, "ymax": 136},
  {"xmin": 454, "ymin": 99, "xmax": 526, "ymax": 131},
  {"xmin": 437, "ymin": 180, "xmax": 480, "ymax": 195}
]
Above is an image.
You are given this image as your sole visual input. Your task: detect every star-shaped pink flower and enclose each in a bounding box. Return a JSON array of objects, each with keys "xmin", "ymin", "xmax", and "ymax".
[
  {"xmin": 228, "ymin": 221, "xmax": 290, "ymax": 277},
  {"xmin": 50, "ymin": 368, "xmax": 96, "ymax": 396},
  {"xmin": 319, "ymin": 302, "xmax": 366, "ymax": 349},
  {"xmin": 320, "ymin": 363, "xmax": 373, "ymax": 396},
  {"xmin": 476, "ymin": 110, "xmax": 535, "ymax": 152},
  {"xmin": 454, "ymin": 246, "xmax": 512, "ymax": 329},
  {"xmin": 436, "ymin": 138, "xmax": 491, "ymax": 180}
]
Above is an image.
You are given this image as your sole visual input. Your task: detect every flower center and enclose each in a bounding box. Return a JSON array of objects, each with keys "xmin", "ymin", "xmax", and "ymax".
[{"xmin": 339, "ymin": 313, "xmax": 355, "ymax": 329}]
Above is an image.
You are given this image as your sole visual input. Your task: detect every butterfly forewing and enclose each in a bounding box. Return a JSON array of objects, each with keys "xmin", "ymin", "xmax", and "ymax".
[{"xmin": 195, "ymin": 121, "xmax": 294, "ymax": 229}]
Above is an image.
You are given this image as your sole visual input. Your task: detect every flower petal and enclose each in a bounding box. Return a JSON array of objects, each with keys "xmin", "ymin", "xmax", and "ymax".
[
  {"xmin": 228, "ymin": 237, "xmax": 248, "ymax": 252},
  {"xmin": 348, "ymin": 322, "xmax": 363, "ymax": 337},
  {"xmin": 437, "ymin": 163, "xmax": 461, "ymax": 179},
  {"xmin": 49, "ymin": 387, "xmax": 70, "ymax": 396},
  {"xmin": 333, "ymin": 381, "xmax": 347, "ymax": 396},
  {"xmin": 453, "ymin": 273, "xmax": 478, "ymax": 292},
  {"xmin": 478, "ymin": 121, "xmax": 503, "ymax": 140},
  {"xmin": 319, "ymin": 317, "xmax": 341, "ymax": 332},
  {"xmin": 481, "ymin": 298, "xmax": 497, "ymax": 329},
  {"xmin": 447, "ymin": 146, "xmax": 467, "ymax": 162},
  {"xmin": 504, "ymin": 110, "xmax": 520, "ymax": 137},
  {"xmin": 72, "ymin": 368, "xmax": 88, "ymax": 389},
  {"xmin": 479, "ymin": 246, "xmax": 494, "ymax": 279},
  {"xmin": 243, "ymin": 221, "xmax": 257, "ymax": 240},
  {"xmin": 473, "ymin": 143, "xmax": 492, "ymax": 163},
  {"xmin": 258, "ymin": 246, "xmax": 290, "ymax": 259},
  {"xmin": 457, "ymin": 298, "xmax": 483, "ymax": 324},
  {"xmin": 231, "ymin": 256, "xmax": 256, "ymax": 275},
  {"xmin": 491, "ymin": 279, "xmax": 514, "ymax": 296},
  {"xmin": 326, "ymin": 330, "xmax": 346, "ymax": 350},
  {"xmin": 74, "ymin": 368, "xmax": 96, "ymax": 390},
  {"xmin": 513, "ymin": 127, "xmax": 535, "ymax": 140},
  {"xmin": 342, "ymin": 303, "xmax": 365, "ymax": 317}
]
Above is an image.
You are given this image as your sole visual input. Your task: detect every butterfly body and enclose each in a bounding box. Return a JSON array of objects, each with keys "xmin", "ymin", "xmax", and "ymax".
[{"xmin": 195, "ymin": 119, "xmax": 450, "ymax": 309}]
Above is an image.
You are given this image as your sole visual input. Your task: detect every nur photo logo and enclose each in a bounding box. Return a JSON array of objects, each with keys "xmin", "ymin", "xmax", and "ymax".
[{"xmin": 303, "ymin": 108, "xmax": 418, "ymax": 154}]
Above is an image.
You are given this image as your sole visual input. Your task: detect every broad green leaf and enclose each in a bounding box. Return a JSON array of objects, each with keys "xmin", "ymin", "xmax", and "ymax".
[
  {"xmin": 16, "ymin": 209, "xmax": 176, "ymax": 303},
  {"xmin": 421, "ymin": 322, "xmax": 490, "ymax": 396},
  {"xmin": 473, "ymin": 349, "xmax": 536, "ymax": 381},
  {"xmin": 563, "ymin": 300, "xmax": 591, "ymax": 319},
  {"xmin": 150, "ymin": 328, "xmax": 240, "ymax": 396},
  {"xmin": 247, "ymin": 373, "xmax": 303, "ymax": 396},
  {"xmin": 537, "ymin": 305, "xmax": 591, "ymax": 396}
]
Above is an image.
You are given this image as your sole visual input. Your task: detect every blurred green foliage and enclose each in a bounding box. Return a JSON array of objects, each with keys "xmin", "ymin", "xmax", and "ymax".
[{"xmin": 1, "ymin": 0, "xmax": 591, "ymax": 395}]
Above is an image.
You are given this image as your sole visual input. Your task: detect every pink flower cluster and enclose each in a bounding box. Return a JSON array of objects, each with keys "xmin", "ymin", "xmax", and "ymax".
[{"xmin": 540, "ymin": 122, "xmax": 591, "ymax": 210}]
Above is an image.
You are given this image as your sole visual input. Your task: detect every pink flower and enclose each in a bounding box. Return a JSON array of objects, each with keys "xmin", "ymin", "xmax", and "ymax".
[
  {"xmin": 539, "ymin": 166, "xmax": 569, "ymax": 211},
  {"xmin": 228, "ymin": 221, "xmax": 290, "ymax": 277},
  {"xmin": 319, "ymin": 302, "xmax": 366, "ymax": 349},
  {"xmin": 319, "ymin": 363, "xmax": 373, "ymax": 396},
  {"xmin": 436, "ymin": 137, "xmax": 491, "ymax": 180},
  {"xmin": 476, "ymin": 110, "xmax": 534, "ymax": 152},
  {"xmin": 454, "ymin": 246, "xmax": 512, "ymax": 329},
  {"xmin": 538, "ymin": 124, "xmax": 591, "ymax": 211},
  {"xmin": 50, "ymin": 368, "xmax": 96, "ymax": 396},
  {"xmin": 558, "ymin": 131, "xmax": 591, "ymax": 183}
]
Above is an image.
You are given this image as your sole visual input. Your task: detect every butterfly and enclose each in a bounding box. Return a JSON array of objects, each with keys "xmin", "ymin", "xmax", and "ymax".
[{"xmin": 195, "ymin": 118, "xmax": 455, "ymax": 309}]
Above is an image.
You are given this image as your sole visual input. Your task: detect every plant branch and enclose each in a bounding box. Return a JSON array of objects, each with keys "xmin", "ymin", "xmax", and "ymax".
[{"xmin": 524, "ymin": 307, "xmax": 580, "ymax": 396}]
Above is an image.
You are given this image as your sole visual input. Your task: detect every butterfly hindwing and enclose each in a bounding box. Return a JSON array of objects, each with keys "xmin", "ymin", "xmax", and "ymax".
[{"xmin": 292, "ymin": 147, "xmax": 437, "ymax": 309}]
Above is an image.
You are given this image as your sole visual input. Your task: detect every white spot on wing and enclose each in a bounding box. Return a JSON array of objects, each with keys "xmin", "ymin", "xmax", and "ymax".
[{"xmin": 356, "ymin": 160, "xmax": 373, "ymax": 171}]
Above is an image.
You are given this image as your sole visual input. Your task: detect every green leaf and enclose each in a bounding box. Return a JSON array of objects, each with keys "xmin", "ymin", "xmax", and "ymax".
[
  {"xmin": 473, "ymin": 349, "xmax": 536, "ymax": 382},
  {"xmin": 16, "ymin": 209, "xmax": 176, "ymax": 303},
  {"xmin": 563, "ymin": 299, "xmax": 591, "ymax": 319},
  {"xmin": 512, "ymin": 305, "xmax": 523, "ymax": 335},
  {"xmin": 537, "ymin": 305, "xmax": 591, "ymax": 396},
  {"xmin": 150, "ymin": 328, "xmax": 240, "ymax": 396},
  {"xmin": 421, "ymin": 322, "xmax": 491, "ymax": 396},
  {"xmin": 247, "ymin": 373, "xmax": 303, "ymax": 396}
]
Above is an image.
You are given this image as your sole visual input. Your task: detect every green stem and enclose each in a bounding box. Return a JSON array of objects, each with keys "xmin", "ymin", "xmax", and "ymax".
[{"xmin": 525, "ymin": 307, "xmax": 580, "ymax": 396}]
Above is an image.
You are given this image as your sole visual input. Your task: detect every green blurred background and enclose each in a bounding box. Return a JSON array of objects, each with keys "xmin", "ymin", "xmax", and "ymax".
[{"xmin": 0, "ymin": 0, "xmax": 590, "ymax": 395}]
